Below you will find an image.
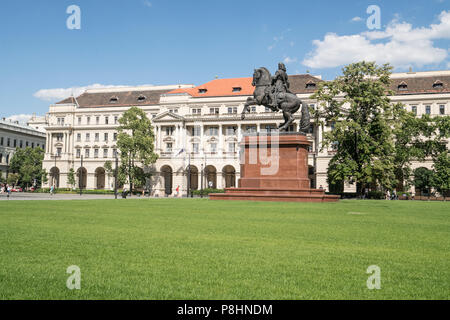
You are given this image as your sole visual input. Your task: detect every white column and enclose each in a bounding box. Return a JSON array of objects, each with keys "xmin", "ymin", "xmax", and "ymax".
[{"xmin": 219, "ymin": 124, "xmax": 224, "ymax": 155}]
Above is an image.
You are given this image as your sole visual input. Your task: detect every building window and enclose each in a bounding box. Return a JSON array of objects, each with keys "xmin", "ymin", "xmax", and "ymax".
[
  {"xmin": 113, "ymin": 149, "xmax": 117, "ymax": 158},
  {"xmin": 56, "ymin": 147, "xmax": 62, "ymax": 156},
  {"xmin": 31, "ymin": 142, "xmax": 35, "ymax": 148},
  {"xmin": 191, "ymin": 126, "xmax": 201, "ymax": 136},
  {"xmin": 94, "ymin": 149, "xmax": 99, "ymax": 158},
  {"xmin": 208, "ymin": 127, "xmax": 218, "ymax": 136},
  {"xmin": 210, "ymin": 143, "xmax": 217, "ymax": 153},
  {"xmin": 439, "ymin": 105, "xmax": 445, "ymax": 115},
  {"xmin": 232, "ymin": 87, "xmax": 242, "ymax": 92},
  {"xmin": 169, "ymin": 108, "xmax": 178, "ymax": 113},
  {"xmin": 104, "ymin": 133, "xmax": 108, "ymax": 141},
  {"xmin": 77, "ymin": 133, "xmax": 81, "ymax": 142},
  {"xmin": 86, "ymin": 133, "xmax": 90, "ymax": 141},
  {"xmin": 19, "ymin": 140, "xmax": 23, "ymax": 148},
  {"xmin": 110, "ymin": 96, "xmax": 119, "ymax": 103},
  {"xmin": 306, "ymin": 82, "xmax": 316, "ymax": 89},
  {"xmin": 398, "ymin": 82, "xmax": 408, "ymax": 91},
  {"xmin": 96, "ymin": 117, "xmax": 100, "ymax": 125},
  {"xmin": 166, "ymin": 143, "xmax": 172, "ymax": 152},
  {"xmin": 198, "ymin": 89, "xmax": 207, "ymax": 94},
  {"xmin": 26, "ymin": 141, "xmax": 29, "ymax": 147},
  {"xmin": 113, "ymin": 133, "xmax": 117, "ymax": 141},
  {"xmin": 76, "ymin": 149, "xmax": 81, "ymax": 158},
  {"xmin": 411, "ymin": 105, "xmax": 417, "ymax": 115},
  {"xmin": 228, "ymin": 142, "xmax": 236, "ymax": 153},
  {"xmin": 209, "ymin": 107, "xmax": 219, "ymax": 114},
  {"xmin": 78, "ymin": 117, "xmax": 82, "ymax": 125},
  {"xmin": 103, "ymin": 149, "xmax": 108, "ymax": 158},
  {"xmin": 226, "ymin": 126, "xmax": 237, "ymax": 135},
  {"xmin": 95, "ymin": 133, "xmax": 99, "ymax": 142},
  {"xmin": 85, "ymin": 149, "xmax": 90, "ymax": 158},
  {"xmin": 7, "ymin": 138, "xmax": 10, "ymax": 147},
  {"xmin": 6, "ymin": 154, "xmax": 9, "ymax": 164},
  {"xmin": 114, "ymin": 116, "xmax": 118, "ymax": 124},
  {"xmin": 433, "ymin": 81, "xmax": 443, "ymax": 89},
  {"xmin": 137, "ymin": 95, "xmax": 146, "ymax": 102},
  {"xmin": 426, "ymin": 105, "xmax": 431, "ymax": 115},
  {"xmin": 13, "ymin": 139, "xmax": 17, "ymax": 148},
  {"xmin": 54, "ymin": 134, "xmax": 63, "ymax": 142},
  {"xmin": 87, "ymin": 117, "xmax": 91, "ymax": 125},
  {"xmin": 191, "ymin": 108, "xmax": 202, "ymax": 115},
  {"xmin": 0, "ymin": 154, "xmax": 2, "ymax": 163},
  {"xmin": 228, "ymin": 107, "xmax": 237, "ymax": 114},
  {"xmin": 265, "ymin": 107, "xmax": 271, "ymax": 112},
  {"xmin": 192, "ymin": 143, "xmax": 199, "ymax": 154},
  {"xmin": 57, "ymin": 117, "xmax": 65, "ymax": 126},
  {"xmin": 105, "ymin": 116, "xmax": 109, "ymax": 125},
  {"xmin": 245, "ymin": 125, "xmax": 257, "ymax": 133},
  {"xmin": 250, "ymin": 106, "xmax": 256, "ymax": 113},
  {"xmin": 0, "ymin": 137, "xmax": 3, "ymax": 146},
  {"xmin": 165, "ymin": 127, "xmax": 174, "ymax": 136}
]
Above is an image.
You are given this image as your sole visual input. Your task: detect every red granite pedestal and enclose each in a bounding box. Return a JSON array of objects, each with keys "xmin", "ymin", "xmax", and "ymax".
[{"xmin": 209, "ymin": 133, "xmax": 339, "ymax": 203}]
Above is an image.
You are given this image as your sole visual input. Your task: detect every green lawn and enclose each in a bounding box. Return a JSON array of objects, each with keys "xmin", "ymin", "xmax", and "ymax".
[{"xmin": 0, "ymin": 199, "xmax": 448, "ymax": 300}]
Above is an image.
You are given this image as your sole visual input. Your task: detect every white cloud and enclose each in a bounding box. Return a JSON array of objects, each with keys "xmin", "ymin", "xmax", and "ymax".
[
  {"xmin": 4, "ymin": 114, "xmax": 34, "ymax": 124},
  {"xmin": 351, "ymin": 16, "xmax": 362, "ymax": 22},
  {"xmin": 283, "ymin": 56, "xmax": 297, "ymax": 64},
  {"xmin": 303, "ymin": 10, "xmax": 450, "ymax": 69},
  {"xmin": 142, "ymin": 0, "xmax": 152, "ymax": 8},
  {"xmin": 33, "ymin": 84, "xmax": 130, "ymax": 102}
]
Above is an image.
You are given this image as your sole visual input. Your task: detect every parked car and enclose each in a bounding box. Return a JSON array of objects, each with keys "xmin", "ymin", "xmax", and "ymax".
[{"xmin": 12, "ymin": 186, "xmax": 23, "ymax": 192}]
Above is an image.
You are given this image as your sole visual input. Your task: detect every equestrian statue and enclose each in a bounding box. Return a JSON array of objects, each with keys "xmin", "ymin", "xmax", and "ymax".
[{"xmin": 241, "ymin": 62, "xmax": 310, "ymax": 133}]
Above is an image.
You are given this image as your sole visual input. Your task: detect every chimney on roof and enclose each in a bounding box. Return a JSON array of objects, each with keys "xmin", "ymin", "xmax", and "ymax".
[{"xmin": 407, "ymin": 66, "xmax": 415, "ymax": 74}]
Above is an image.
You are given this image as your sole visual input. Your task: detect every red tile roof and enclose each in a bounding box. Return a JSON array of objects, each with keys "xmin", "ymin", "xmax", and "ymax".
[
  {"xmin": 166, "ymin": 74, "xmax": 324, "ymax": 98},
  {"xmin": 167, "ymin": 77, "xmax": 254, "ymax": 97}
]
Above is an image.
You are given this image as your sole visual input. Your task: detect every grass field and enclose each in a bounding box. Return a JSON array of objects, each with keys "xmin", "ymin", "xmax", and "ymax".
[{"xmin": 0, "ymin": 199, "xmax": 448, "ymax": 300}]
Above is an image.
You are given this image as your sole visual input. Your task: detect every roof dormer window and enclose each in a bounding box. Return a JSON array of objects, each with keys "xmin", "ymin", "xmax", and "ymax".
[
  {"xmin": 232, "ymin": 87, "xmax": 242, "ymax": 92},
  {"xmin": 137, "ymin": 94, "xmax": 147, "ymax": 101},
  {"xmin": 306, "ymin": 81, "xmax": 316, "ymax": 89},
  {"xmin": 432, "ymin": 80, "xmax": 443, "ymax": 89},
  {"xmin": 110, "ymin": 96, "xmax": 119, "ymax": 103},
  {"xmin": 198, "ymin": 89, "xmax": 207, "ymax": 94},
  {"xmin": 398, "ymin": 82, "xmax": 408, "ymax": 91}
]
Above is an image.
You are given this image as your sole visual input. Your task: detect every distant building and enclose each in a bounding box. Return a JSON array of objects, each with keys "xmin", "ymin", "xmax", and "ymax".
[
  {"xmin": 40, "ymin": 70, "xmax": 449, "ymax": 195},
  {"xmin": 0, "ymin": 118, "xmax": 46, "ymax": 180}
]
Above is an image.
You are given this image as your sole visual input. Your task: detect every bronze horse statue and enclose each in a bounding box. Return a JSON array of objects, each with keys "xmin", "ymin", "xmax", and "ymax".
[{"xmin": 241, "ymin": 67, "xmax": 310, "ymax": 133}]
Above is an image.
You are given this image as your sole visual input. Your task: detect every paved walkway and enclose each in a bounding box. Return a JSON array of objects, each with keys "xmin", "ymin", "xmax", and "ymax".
[{"xmin": 0, "ymin": 193, "xmax": 125, "ymax": 201}]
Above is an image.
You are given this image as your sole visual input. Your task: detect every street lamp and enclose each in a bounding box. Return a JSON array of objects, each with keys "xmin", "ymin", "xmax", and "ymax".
[{"xmin": 79, "ymin": 155, "xmax": 83, "ymax": 196}]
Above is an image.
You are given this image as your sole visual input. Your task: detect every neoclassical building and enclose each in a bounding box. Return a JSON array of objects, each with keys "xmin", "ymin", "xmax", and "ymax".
[
  {"xmin": 38, "ymin": 70, "xmax": 449, "ymax": 196},
  {"xmin": 0, "ymin": 118, "xmax": 46, "ymax": 180}
]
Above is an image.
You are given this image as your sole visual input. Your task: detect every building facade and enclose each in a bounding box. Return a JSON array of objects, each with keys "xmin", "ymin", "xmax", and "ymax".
[
  {"xmin": 40, "ymin": 70, "xmax": 450, "ymax": 195},
  {"xmin": 0, "ymin": 118, "xmax": 46, "ymax": 180}
]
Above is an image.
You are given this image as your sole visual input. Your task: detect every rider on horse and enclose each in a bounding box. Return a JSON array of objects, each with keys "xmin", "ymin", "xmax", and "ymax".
[{"xmin": 267, "ymin": 62, "xmax": 291, "ymax": 110}]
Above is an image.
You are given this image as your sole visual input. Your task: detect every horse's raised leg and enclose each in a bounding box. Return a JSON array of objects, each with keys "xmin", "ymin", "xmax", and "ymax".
[{"xmin": 241, "ymin": 97, "xmax": 255, "ymax": 120}]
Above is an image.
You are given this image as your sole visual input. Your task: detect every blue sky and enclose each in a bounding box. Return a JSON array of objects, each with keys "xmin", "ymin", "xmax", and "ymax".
[{"xmin": 0, "ymin": 0, "xmax": 449, "ymax": 121}]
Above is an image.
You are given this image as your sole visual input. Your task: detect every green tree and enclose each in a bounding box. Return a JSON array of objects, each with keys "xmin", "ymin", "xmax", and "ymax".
[
  {"xmin": 67, "ymin": 168, "xmax": 76, "ymax": 189},
  {"xmin": 391, "ymin": 107, "xmax": 435, "ymax": 191},
  {"xmin": 9, "ymin": 147, "xmax": 46, "ymax": 189},
  {"xmin": 311, "ymin": 61, "xmax": 397, "ymax": 196},
  {"xmin": 7, "ymin": 173, "xmax": 20, "ymax": 186},
  {"xmin": 117, "ymin": 107, "xmax": 158, "ymax": 194},
  {"xmin": 414, "ymin": 167, "xmax": 434, "ymax": 198},
  {"xmin": 432, "ymin": 151, "xmax": 449, "ymax": 200}
]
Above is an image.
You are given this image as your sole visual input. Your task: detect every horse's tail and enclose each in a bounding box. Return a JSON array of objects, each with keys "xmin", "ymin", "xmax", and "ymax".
[{"xmin": 300, "ymin": 102, "xmax": 311, "ymax": 134}]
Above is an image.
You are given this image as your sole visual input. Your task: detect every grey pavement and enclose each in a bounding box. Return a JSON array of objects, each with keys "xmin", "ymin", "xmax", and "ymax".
[{"xmin": 0, "ymin": 192, "xmax": 129, "ymax": 201}]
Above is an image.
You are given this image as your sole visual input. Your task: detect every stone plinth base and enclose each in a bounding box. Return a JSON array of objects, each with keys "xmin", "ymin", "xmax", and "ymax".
[{"xmin": 209, "ymin": 133, "xmax": 339, "ymax": 203}]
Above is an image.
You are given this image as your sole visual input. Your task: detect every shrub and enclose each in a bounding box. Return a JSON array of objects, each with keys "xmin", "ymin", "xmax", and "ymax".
[
  {"xmin": 192, "ymin": 188, "xmax": 224, "ymax": 196},
  {"xmin": 368, "ymin": 191, "xmax": 384, "ymax": 199}
]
